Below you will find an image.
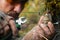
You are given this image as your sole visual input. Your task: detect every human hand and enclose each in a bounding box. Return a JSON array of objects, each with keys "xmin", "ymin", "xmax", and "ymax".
[
  {"xmin": 0, "ymin": 11, "xmax": 18, "ymax": 38},
  {"xmin": 38, "ymin": 16, "xmax": 55, "ymax": 38}
]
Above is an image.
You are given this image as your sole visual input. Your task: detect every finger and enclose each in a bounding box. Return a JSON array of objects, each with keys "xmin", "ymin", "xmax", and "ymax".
[
  {"xmin": 48, "ymin": 21, "xmax": 55, "ymax": 34},
  {"xmin": 40, "ymin": 23, "xmax": 51, "ymax": 37},
  {"xmin": 38, "ymin": 16, "xmax": 44, "ymax": 24},
  {"xmin": 4, "ymin": 25, "xmax": 10, "ymax": 35},
  {"xmin": 9, "ymin": 20, "xmax": 17, "ymax": 31},
  {"xmin": 0, "ymin": 30, "xmax": 4, "ymax": 34},
  {"xmin": 9, "ymin": 20, "xmax": 18, "ymax": 36}
]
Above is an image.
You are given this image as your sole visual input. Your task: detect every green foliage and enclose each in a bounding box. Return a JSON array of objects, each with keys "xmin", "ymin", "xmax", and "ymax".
[
  {"xmin": 28, "ymin": 13, "xmax": 39, "ymax": 24},
  {"xmin": 46, "ymin": 0, "xmax": 60, "ymax": 15},
  {"xmin": 20, "ymin": 13, "xmax": 40, "ymax": 24}
]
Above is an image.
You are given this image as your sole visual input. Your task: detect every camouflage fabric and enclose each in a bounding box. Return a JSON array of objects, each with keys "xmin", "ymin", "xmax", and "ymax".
[
  {"xmin": 0, "ymin": 11, "xmax": 14, "ymax": 30},
  {"xmin": 0, "ymin": 11, "xmax": 8, "ymax": 30},
  {"xmin": 0, "ymin": 11, "xmax": 14, "ymax": 40}
]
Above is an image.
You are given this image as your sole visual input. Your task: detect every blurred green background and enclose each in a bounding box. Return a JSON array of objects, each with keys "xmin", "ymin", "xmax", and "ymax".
[
  {"xmin": 18, "ymin": 0, "xmax": 60, "ymax": 39},
  {"xmin": 19, "ymin": 0, "xmax": 46, "ymax": 37}
]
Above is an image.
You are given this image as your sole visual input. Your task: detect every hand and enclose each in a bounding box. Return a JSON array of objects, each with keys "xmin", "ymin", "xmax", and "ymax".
[
  {"xmin": 38, "ymin": 16, "xmax": 55, "ymax": 38},
  {"xmin": 0, "ymin": 19, "xmax": 18, "ymax": 37},
  {"xmin": 0, "ymin": 11, "xmax": 18, "ymax": 37}
]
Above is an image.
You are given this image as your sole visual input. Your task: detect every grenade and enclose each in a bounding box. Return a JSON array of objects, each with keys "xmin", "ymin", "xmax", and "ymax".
[
  {"xmin": 44, "ymin": 14, "xmax": 49, "ymax": 23},
  {"xmin": 42, "ymin": 13, "xmax": 52, "ymax": 27}
]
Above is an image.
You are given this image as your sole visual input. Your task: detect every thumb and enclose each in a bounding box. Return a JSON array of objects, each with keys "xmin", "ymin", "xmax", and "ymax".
[{"xmin": 38, "ymin": 16, "xmax": 44, "ymax": 24}]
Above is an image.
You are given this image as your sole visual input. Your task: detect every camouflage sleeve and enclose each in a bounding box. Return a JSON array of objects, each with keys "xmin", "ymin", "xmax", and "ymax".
[
  {"xmin": 0, "ymin": 11, "xmax": 14, "ymax": 29},
  {"xmin": 6, "ymin": 15, "xmax": 14, "ymax": 23}
]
